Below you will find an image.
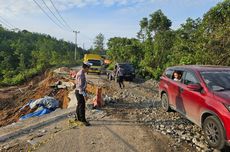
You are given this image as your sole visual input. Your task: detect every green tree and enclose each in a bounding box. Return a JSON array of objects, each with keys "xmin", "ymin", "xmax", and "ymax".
[
  {"xmin": 0, "ymin": 27, "xmax": 83, "ymax": 86},
  {"xmin": 201, "ymin": 0, "xmax": 230, "ymax": 65},
  {"xmin": 149, "ymin": 9, "xmax": 172, "ymax": 34},
  {"xmin": 139, "ymin": 10, "xmax": 173, "ymax": 78},
  {"xmin": 137, "ymin": 17, "xmax": 150, "ymax": 42},
  {"xmin": 107, "ymin": 1, "xmax": 229, "ymax": 79},
  {"xmin": 107, "ymin": 37, "xmax": 143, "ymax": 67},
  {"xmin": 93, "ymin": 33, "xmax": 105, "ymax": 54},
  {"xmin": 169, "ymin": 18, "xmax": 202, "ymax": 65}
]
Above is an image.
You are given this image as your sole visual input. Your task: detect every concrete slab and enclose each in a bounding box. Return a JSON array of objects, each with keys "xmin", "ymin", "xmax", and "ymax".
[
  {"xmin": 0, "ymin": 107, "xmax": 75, "ymax": 143},
  {"xmin": 68, "ymin": 90, "xmax": 77, "ymax": 108}
]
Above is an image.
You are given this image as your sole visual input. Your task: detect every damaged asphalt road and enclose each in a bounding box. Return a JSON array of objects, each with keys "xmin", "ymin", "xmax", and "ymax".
[{"xmin": 0, "ymin": 70, "xmax": 227, "ymax": 152}]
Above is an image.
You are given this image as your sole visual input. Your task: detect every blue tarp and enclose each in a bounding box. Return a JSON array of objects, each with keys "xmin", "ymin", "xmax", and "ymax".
[
  {"xmin": 19, "ymin": 96, "xmax": 59, "ymax": 120},
  {"xmin": 19, "ymin": 108, "xmax": 54, "ymax": 120}
]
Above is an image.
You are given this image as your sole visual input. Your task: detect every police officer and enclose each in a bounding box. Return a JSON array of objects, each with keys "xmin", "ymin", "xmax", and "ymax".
[{"xmin": 75, "ymin": 61, "xmax": 92, "ymax": 126}]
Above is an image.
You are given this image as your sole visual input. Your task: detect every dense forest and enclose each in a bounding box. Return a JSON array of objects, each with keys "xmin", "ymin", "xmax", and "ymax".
[
  {"xmin": 107, "ymin": 0, "xmax": 230, "ymax": 79},
  {"xmin": 0, "ymin": 27, "xmax": 84, "ymax": 86},
  {"xmin": 0, "ymin": 0, "xmax": 229, "ymax": 86}
]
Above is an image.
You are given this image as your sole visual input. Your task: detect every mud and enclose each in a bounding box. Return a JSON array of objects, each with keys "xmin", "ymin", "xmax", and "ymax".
[{"xmin": 0, "ymin": 68, "xmax": 76, "ymax": 127}]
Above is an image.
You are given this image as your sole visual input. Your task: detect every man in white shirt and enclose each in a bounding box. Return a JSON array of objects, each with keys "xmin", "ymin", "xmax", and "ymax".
[{"xmin": 75, "ymin": 61, "xmax": 92, "ymax": 126}]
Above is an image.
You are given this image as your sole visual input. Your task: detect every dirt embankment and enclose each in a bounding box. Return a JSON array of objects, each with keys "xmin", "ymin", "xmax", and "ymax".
[{"xmin": 0, "ymin": 68, "xmax": 75, "ymax": 127}]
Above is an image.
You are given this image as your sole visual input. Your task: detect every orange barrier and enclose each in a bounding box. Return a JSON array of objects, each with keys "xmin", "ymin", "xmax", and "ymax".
[{"xmin": 93, "ymin": 87, "xmax": 104, "ymax": 108}]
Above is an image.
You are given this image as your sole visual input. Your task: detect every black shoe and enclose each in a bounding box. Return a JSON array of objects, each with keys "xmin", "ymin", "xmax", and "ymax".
[
  {"xmin": 82, "ymin": 121, "xmax": 91, "ymax": 126},
  {"xmin": 74, "ymin": 115, "xmax": 79, "ymax": 121}
]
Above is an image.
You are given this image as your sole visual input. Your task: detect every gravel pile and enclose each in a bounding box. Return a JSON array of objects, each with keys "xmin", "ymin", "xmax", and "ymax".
[{"xmin": 104, "ymin": 79, "xmax": 216, "ymax": 152}]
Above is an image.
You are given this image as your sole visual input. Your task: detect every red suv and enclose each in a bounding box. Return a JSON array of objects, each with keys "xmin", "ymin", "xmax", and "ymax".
[{"xmin": 159, "ymin": 65, "xmax": 230, "ymax": 149}]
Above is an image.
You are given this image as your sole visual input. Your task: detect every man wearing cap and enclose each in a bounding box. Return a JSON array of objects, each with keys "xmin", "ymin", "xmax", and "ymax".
[{"xmin": 75, "ymin": 62, "xmax": 92, "ymax": 126}]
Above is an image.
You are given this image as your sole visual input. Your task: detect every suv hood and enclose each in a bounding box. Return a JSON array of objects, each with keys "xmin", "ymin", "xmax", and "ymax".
[{"xmin": 214, "ymin": 91, "xmax": 230, "ymax": 104}]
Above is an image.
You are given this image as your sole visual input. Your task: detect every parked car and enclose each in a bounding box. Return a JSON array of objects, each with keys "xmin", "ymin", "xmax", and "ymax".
[
  {"xmin": 107, "ymin": 63, "xmax": 135, "ymax": 81},
  {"xmin": 159, "ymin": 65, "xmax": 230, "ymax": 150}
]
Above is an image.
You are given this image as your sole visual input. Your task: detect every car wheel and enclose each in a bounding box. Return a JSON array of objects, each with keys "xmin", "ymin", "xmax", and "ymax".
[
  {"xmin": 203, "ymin": 116, "xmax": 225, "ymax": 150},
  {"xmin": 161, "ymin": 93, "xmax": 171, "ymax": 112}
]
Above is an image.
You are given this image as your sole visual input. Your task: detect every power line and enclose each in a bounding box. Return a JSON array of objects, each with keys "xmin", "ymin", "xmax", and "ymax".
[
  {"xmin": 81, "ymin": 33, "xmax": 94, "ymax": 42},
  {"xmin": 32, "ymin": 0, "xmax": 65, "ymax": 31},
  {"xmin": 49, "ymin": 0, "xmax": 73, "ymax": 31},
  {"xmin": 41, "ymin": 0, "xmax": 71, "ymax": 32},
  {"xmin": 0, "ymin": 19, "xmax": 11, "ymax": 29},
  {"xmin": 0, "ymin": 16, "xmax": 15, "ymax": 28},
  {"xmin": 0, "ymin": 16, "xmax": 16, "ymax": 29}
]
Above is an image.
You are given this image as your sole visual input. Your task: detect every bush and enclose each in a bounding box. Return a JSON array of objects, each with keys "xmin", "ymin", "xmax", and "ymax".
[{"xmin": 107, "ymin": 62, "xmax": 115, "ymax": 70}]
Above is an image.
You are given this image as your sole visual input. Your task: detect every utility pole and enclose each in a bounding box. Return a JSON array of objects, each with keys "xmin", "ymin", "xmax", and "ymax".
[{"xmin": 73, "ymin": 30, "xmax": 80, "ymax": 60}]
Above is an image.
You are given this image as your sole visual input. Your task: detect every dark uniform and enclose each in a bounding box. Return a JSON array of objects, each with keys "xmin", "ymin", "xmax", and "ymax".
[{"xmin": 116, "ymin": 67, "xmax": 125, "ymax": 89}]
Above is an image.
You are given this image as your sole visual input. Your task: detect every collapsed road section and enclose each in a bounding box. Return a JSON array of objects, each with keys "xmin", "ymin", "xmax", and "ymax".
[
  {"xmin": 0, "ymin": 66, "xmax": 106, "ymax": 144},
  {"xmin": 0, "ymin": 67, "xmax": 84, "ymax": 127}
]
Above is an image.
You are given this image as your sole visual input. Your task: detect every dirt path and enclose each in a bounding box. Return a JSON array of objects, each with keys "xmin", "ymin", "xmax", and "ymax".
[{"xmin": 36, "ymin": 118, "xmax": 174, "ymax": 152}]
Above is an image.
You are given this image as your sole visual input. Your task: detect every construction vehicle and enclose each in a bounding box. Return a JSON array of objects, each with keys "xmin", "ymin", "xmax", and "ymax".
[{"xmin": 83, "ymin": 54, "xmax": 103, "ymax": 74}]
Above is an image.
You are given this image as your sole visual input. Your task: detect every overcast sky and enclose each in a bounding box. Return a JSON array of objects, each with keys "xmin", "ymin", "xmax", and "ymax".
[{"xmin": 0, "ymin": 0, "xmax": 223, "ymax": 49}]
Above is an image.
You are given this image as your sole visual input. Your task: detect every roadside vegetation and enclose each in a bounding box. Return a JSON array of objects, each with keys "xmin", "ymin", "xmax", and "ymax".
[
  {"xmin": 107, "ymin": 0, "xmax": 230, "ymax": 79},
  {"xmin": 0, "ymin": 0, "xmax": 229, "ymax": 86},
  {"xmin": 0, "ymin": 28, "xmax": 84, "ymax": 86}
]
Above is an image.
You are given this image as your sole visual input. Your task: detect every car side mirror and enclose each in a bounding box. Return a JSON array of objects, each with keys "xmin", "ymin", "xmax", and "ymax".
[{"xmin": 187, "ymin": 84, "xmax": 202, "ymax": 91}]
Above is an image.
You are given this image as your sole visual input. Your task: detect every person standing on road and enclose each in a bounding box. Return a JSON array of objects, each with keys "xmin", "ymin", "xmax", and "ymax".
[
  {"xmin": 75, "ymin": 62, "xmax": 92, "ymax": 126},
  {"xmin": 116, "ymin": 66, "xmax": 125, "ymax": 89}
]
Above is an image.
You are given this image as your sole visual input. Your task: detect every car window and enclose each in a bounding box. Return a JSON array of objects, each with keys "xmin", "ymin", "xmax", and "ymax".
[
  {"xmin": 165, "ymin": 69, "xmax": 173, "ymax": 78},
  {"xmin": 201, "ymin": 71, "xmax": 230, "ymax": 91},
  {"xmin": 118, "ymin": 64, "xmax": 134, "ymax": 70},
  {"xmin": 88, "ymin": 60, "xmax": 101, "ymax": 66},
  {"xmin": 183, "ymin": 72, "xmax": 199, "ymax": 85},
  {"xmin": 117, "ymin": 64, "xmax": 135, "ymax": 74}
]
